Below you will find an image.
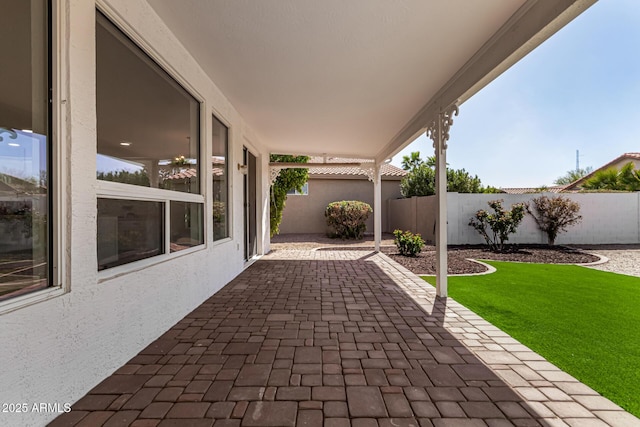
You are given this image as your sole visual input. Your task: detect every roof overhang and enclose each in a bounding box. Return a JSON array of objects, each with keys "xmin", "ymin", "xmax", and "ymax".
[{"xmin": 147, "ymin": 0, "xmax": 597, "ymax": 162}]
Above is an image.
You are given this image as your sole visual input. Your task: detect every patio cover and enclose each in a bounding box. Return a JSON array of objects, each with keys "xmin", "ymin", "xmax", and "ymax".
[{"xmin": 145, "ymin": 0, "xmax": 597, "ymax": 295}]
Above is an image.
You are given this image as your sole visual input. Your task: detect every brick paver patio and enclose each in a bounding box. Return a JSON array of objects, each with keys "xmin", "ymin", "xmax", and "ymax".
[{"xmin": 50, "ymin": 250, "xmax": 640, "ymax": 427}]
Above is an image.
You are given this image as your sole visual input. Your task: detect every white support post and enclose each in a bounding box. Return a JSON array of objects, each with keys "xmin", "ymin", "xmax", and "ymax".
[
  {"xmin": 374, "ymin": 164, "xmax": 382, "ymax": 251},
  {"xmin": 427, "ymin": 104, "xmax": 459, "ymax": 298},
  {"xmin": 434, "ymin": 135, "xmax": 448, "ymax": 297}
]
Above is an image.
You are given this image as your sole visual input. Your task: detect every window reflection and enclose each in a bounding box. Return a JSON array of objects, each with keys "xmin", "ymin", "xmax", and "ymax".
[
  {"xmin": 0, "ymin": 130, "xmax": 49, "ymax": 301},
  {"xmin": 170, "ymin": 201, "xmax": 204, "ymax": 252},
  {"xmin": 97, "ymin": 199, "xmax": 164, "ymax": 270},
  {"xmin": 96, "ymin": 13, "xmax": 200, "ymax": 193},
  {"xmin": 0, "ymin": 0, "xmax": 51, "ymax": 301},
  {"xmin": 212, "ymin": 117, "xmax": 229, "ymax": 240}
]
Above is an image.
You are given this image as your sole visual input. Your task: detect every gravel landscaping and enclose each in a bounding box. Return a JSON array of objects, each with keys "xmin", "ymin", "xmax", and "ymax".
[{"xmin": 271, "ymin": 233, "xmax": 602, "ymax": 275}]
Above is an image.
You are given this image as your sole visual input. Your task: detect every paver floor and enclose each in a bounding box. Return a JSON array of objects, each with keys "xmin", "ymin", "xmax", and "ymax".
[{"xmin": 50, "ymin": 250, "xmax": 640, "ymax": 427}]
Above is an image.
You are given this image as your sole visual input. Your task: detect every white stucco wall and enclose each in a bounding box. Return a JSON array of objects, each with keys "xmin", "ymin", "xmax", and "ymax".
[
  {"xmin": 389, "ymin": 192, "xmax": 640, "ymax": 245},
  {"xmin": 0, "ymin": 1, "xmax": 268, "ymax": 426},
  {"xmin": 278, "ymin": 177, "xmax": 403, "ymax": 234}
]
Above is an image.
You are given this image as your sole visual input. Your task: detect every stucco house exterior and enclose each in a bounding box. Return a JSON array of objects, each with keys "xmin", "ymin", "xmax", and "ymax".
[
  {"xmin": 278, "ymin": 157, "xmax": 406, "ymax": 235},
  {"xmin": 0, "ymin": 1, "xmax": 598, "ymax": 425}
]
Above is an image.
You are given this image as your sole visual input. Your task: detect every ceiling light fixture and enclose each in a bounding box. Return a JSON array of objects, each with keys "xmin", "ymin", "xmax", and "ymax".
[
  {"xmin": 8, "ymin": 143, "xmax": 20, "ymax": 147},
  {"xmin": 119, "ymin": 141, "xmax": 132, "ymax": 146}
]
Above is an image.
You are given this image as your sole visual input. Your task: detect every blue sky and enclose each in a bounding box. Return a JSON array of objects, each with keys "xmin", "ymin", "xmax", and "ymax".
[{"xmin": 391, "ymin": 0, "xmax": 640, "ymax": 188}]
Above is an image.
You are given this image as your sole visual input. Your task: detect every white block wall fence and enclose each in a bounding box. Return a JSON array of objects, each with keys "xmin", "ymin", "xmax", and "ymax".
[{"xmin": 388, "ymin": 192, "xmax": 640, "ymax": 245}]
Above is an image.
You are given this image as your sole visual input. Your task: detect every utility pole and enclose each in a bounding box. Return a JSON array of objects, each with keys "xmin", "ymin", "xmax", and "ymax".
[{"xmin": 576, "ymin": 150, "xmax": 580, "ymax": 172}]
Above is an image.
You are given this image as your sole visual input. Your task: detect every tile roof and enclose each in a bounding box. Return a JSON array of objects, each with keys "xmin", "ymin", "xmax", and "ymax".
[
  {"xmin": 500, "ymin": 186, "xmax": 565, "ymax": 195},
  {"xmin": 305, "ymin": 156, "xmax": 407, "ymax": 178},
  {"xmin": 165, "ymin": 168, "xmax": 197, "ymax": 180}
]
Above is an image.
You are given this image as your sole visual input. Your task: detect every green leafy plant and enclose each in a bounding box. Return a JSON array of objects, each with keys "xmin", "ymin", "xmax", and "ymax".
[
  {"xmin": 526, "ymin": 195, "xmax": 582, "ymax": 245},
  {"xmin": 469, "ymin": 199, "xmax": 525, "ymax": 252},
  {"xmin": 554, "ymin": 167, "xmax": 593, "ymax": 185},
  {"xmin": 400, "ymin": 163, "xmax": 436, "ymax": 197},
  {"xmin": 482, "ymin": 186, "xmax": 503, "ymax": 194},
  {"xmin": 582, "ymin": 162, "xmax": 640, "ymax": 191},
  {"xmin": 393, "ymin": 229, "xmax": 425, "ymax": 257},
  {"xmin": 270, "ymin": 154, "xmax": 309, "ymax": 236},
  {"xmin": 97, "ymin": 169, "xmax": 151, "ymax": 187},
  {"xmin": 325, "ymin": 200, "xmax": 372, "ymax": 239},
  {"xmin": 447, "ymin": 168, "xmax": 483, "ymax": 193},
  {"xmin": 212, "ymin": 201, "xmax": 226, "ymax": 240},
  {"xmin": 399, "ymin": 151, "xmax": 485, "ymax": 197}
]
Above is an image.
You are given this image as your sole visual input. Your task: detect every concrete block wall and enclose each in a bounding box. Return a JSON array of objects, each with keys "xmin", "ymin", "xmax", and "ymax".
[{"xmin": 389, "ymin": 192, "xmax": 640, "ymax": 245}]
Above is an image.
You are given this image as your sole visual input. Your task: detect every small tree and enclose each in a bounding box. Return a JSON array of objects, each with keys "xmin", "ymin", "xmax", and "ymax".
[
  {"xmin": 400, "ymin": 152, "xmax": 486, "ymax": 197},
  {"xmin": 400, "ymin": 163, "xmax": 436, "ymax": 197},
  {"xmin": 447, "ymin": 168, "xmax": 483, "ymax": 193},
  {"xmin": 526, "ymin": 196, "xmax": 582, "ymax": 245},
  {"xmin": 469, "ymin": 199, "xmax": 525, "ymax": 252},
  {"xmin": 325, "ymin": 200, "xmax": 372, "ymax": 239},
  {"xmin": 401, "ymin": 151, "xmax": 426, "ymax": 171}
]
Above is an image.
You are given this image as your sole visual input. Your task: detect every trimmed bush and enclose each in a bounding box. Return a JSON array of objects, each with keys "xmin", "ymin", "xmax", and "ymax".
[
  {"xmin": 469, "ymin": 199, "xmax": 525, "ymax": 252},
  {"xmin": 393, "ymin": 229, "xmax": 425, "ymax": 257},
  {"xmin": 325, "ymin": 200, "xmax": 372, "ymax": 239}
]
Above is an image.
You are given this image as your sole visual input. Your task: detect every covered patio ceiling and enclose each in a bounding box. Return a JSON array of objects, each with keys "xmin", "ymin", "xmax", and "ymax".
[{"xmin": 147, "ymin": 0, "xmax": 596, "ymax": 161}]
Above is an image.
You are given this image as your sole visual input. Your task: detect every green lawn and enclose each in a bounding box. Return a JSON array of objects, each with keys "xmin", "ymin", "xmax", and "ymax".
[{"xmin": 422, "ymin": 261, "xmax": 640, "ymax": 417}]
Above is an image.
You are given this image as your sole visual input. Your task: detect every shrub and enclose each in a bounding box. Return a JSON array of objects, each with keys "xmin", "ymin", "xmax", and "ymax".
[
  {"xmin": 526, "ymin": 195, "xmax": 582, "ymax": 245},
  {"xmin": 469, "ymin": 199, "xmax": 525, "ymax": 252},
  {"xmin": 325, "ymin": 200, "xmax": 372, "ymax": 239},
  {"xmin": 393, "ymin": 229, "xmax": 425, "ymax": 257}
]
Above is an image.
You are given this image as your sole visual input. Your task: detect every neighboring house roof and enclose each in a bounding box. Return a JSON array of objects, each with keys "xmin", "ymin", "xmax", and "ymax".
[
  {"xmin": 165, "ymin": 168, "xmax": 197, "ymax": 180},
  {"xmin": 212, "ymin": 156, "xmax": 226, "ymax": 177},
  {"xmin": 564, "ymin": 152, "xmax": 640, "ymax": 191},
  {"xmin": 306, "ymin": 156, "xmax": 407, "ymax": 178},
  {"xmin": 500, "ymin": 186, "xmax": 565, "ymax": 195}
]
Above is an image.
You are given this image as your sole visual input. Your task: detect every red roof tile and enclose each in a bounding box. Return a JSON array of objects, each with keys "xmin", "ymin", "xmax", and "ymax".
[{"xmin": 305, "ymin": 156, "xmax": 406, "ymax": 178}]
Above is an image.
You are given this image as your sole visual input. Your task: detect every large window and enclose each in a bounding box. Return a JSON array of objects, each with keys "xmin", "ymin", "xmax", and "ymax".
[
  {"xmin": 212, "ymin": 116, "xmax": 229, "ymax": 241},
  {"xmin": 96, "ymin": 12, "xmax": 204, "ymax": 270},
  {"xmin": 96, "ymin": 13, "xmax": 200, "ymax": 192},
  {"xmin": 0, "ymin": 0, "xmax": 52, "ymax": 301},
  {"xmin": 97, "ymin": 199, "xmax": 164, "ymax": 270}
]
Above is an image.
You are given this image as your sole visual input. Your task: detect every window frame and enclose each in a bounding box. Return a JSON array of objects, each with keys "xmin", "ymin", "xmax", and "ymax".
[
  {"xmin": 0, "ymin": 0, "xmax": 65, "ymax": 314},
  {"xmin": 212, "ymin": 113, "xmax": 231, "ymax": 242},
  {"xmin": 95, "ymin": 7, "xmax": 208, "ymax": 279},
  {"xmin": 287, "ymin": 182, "xmax": 309, "ymax": 196}
]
